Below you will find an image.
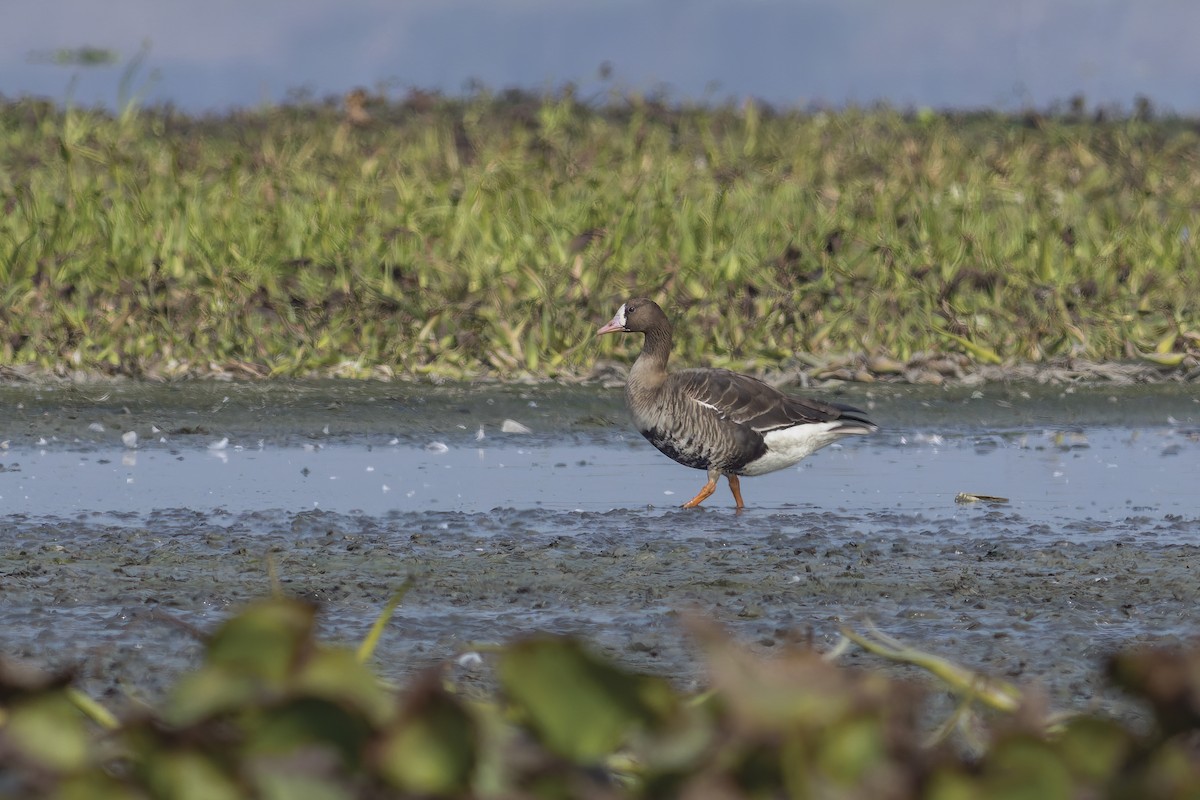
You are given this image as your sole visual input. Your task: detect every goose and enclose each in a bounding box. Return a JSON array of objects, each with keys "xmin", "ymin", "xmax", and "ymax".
[{"xmin": 598, "ymin": 298, "xmax": 877, "ymax": 510}]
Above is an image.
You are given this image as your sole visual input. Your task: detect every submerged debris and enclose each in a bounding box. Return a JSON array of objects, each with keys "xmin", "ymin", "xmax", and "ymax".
[{"xmin": 954, "ymin": 492, "xmax": 1010, "ymax": 505}]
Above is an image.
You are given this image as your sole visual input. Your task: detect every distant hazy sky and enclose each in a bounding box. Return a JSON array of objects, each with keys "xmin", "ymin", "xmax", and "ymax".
[{"xmin": 5, "ymin": 0, "xmax": 1198, "ymax": 112}]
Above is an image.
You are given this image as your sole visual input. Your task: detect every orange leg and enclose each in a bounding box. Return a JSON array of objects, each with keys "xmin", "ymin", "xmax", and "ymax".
[
  {"xmin": 681, "ymin": 475, "xmax": 718, "ymax": 508},
  {"xmin": 727, "ymin": 475, "xmax": 745, "ymax": 511}
]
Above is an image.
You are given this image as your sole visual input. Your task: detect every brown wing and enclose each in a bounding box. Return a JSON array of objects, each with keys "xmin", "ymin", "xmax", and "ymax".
[{"xmin": 670, "ymin": 368, "xmax": 876, "ymax": 434}]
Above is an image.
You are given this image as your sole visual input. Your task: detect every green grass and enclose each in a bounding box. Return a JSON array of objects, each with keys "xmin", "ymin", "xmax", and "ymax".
[{"xmin": 1, "ymin": 91, "xmax": 1198, "ymax": 379}]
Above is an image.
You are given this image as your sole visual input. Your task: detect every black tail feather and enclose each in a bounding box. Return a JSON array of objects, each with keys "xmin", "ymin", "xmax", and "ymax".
[{"xmin": 830, "ymin": 401, "xmax": 878, "ymax": 433}]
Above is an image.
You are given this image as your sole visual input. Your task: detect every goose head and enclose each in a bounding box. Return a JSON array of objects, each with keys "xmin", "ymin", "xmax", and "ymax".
[{"xmin": 597, "ymin": 298, "xmax": 670, "ymax": 336}]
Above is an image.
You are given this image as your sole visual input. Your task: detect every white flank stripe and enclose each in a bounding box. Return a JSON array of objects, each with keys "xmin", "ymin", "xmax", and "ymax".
[{"xmin": 742, "ymin": 422, "xmax": 849, "ymax": 476}]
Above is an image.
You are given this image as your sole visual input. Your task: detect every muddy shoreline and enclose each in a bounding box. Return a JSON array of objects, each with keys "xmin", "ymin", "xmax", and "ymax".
[{"xmin": 4, "ymin": 504, "xmax": 1197, "ymax": 722}]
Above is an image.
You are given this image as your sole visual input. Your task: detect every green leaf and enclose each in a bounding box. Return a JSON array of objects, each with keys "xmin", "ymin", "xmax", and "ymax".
[
  {"xmin": 163, "ymin": 666, "xmax": 259, "ymax": 727},
  {"xmin": 815, "ymin": 717, "xmax": 886, "ymax": 783},
  {"xmin": 1056, "ymin": 717, "xmax": 1129, "ymax": 783},
  {"xmin": 934, "ymin": 326, "xmax": 1002, "ymax": 364},
  {"xmin": 498, "ymin": 636, "xmax": 677, "ymax": 763},
  {"xmin": 205, "ymin": 598, "xmax": 316, "ymax": 682},
  {"xmin": 376, "ymin": 681, "xmax": 477, "ymax": 795},
  {"xmin": 5, "ymin": 693, "xmax": 92, "ymax": 772},
  {"xmin": 924, "ymin": 768, "xmax": 983, "ymax": 800},
  {"xmin": 66, "ymin": 686, "xmax": 119, "ymax": 731},
  {"xmin": 253, "ymin": 771, "xmax": 351, "ymax": 800},
  {"xmin": 983, "ymin": 735, "xmax": 1073, "ymax": 799},
  {"xmin": 1139, "ymin": 350, "xmax": 1185, "ymax": 366},
  {"xmin": 251, "ymin": 697, "xmax": 375, "ymax": 768},
  {"xmin": 357, "ymin": 582, "xmax": 413, "ymax": 665},
  {"xmin": 164, "ymin": 598, "xmax": 320, "ymax": 726},
  {"xmin": 142, "ymin": 750, "xmax": 243, "ymax": 800},
  {"xmin": 57, "ymin": 772, "xmax": 144, "ymax": 800},
  {"xmin": 295, "ymin": 648, "xmax": 395, "ymax": 726}
]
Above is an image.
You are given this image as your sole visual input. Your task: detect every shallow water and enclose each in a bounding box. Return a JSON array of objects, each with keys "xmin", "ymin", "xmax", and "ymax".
[
  {"xmin": 3, "ymin": 425, "xmax": 1196, "ymax": 531},
  {"xmin": 1, "ymin": 380, "xmax": 1198, "ymax": 716}
]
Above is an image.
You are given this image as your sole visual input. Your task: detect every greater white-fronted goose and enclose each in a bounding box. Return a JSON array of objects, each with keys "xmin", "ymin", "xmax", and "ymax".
[{"xmin": 598, "ymin": 298, "xmax": 877, "ymax": 510}]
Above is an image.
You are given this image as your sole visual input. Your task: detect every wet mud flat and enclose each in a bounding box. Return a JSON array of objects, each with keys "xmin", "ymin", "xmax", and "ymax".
[
  {"xmin": 1, "ymin": 380, "xmax": 1199, "ymax": 721},
  {"xmin": 3, "ymin": 504, "xmax": 1198, "ymax": 721}
]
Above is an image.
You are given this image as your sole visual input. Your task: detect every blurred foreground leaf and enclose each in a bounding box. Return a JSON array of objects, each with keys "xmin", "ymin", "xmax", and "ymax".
[
  {"xmin": 375, "ymin": 673, "xmax": 478, "ymax": 795},
  {"xmin": 204, "ymin": 597, "xmax": 316, "ymax": 680},
  {"xmin": 1108, "ymin": 646, "xmax": 1200, "ymax": 735},
  {"xmin": 4, "ymin": 595, "xmax": 1200, "ymax": 798},
  {"xmin": 841, "ymin": 624, "xmax": 1024, "ymax": 714},
  {"xmin": 139, "ymin": 750, "xmax": 243, "ymax": 800},
  {"xmin": 165, "ymin": 599, "xmax": 395, "ymax": 734},
  {"xmin": 3, "ymin": 693, "xmax": 91, "ymax": 772},
  {"xmin": 498, "ymin": 635, "xmax": 679, "ymax": 763}
]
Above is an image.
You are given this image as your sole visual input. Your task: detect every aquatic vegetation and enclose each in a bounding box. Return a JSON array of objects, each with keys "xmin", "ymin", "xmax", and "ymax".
[
  {"xmin": 1, "ymin": 597, "xmax": 1198, "ymax": 798},
  {"xmin": 1, "ymin": 92, "xmax": 1199, "ymax": 380}
]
